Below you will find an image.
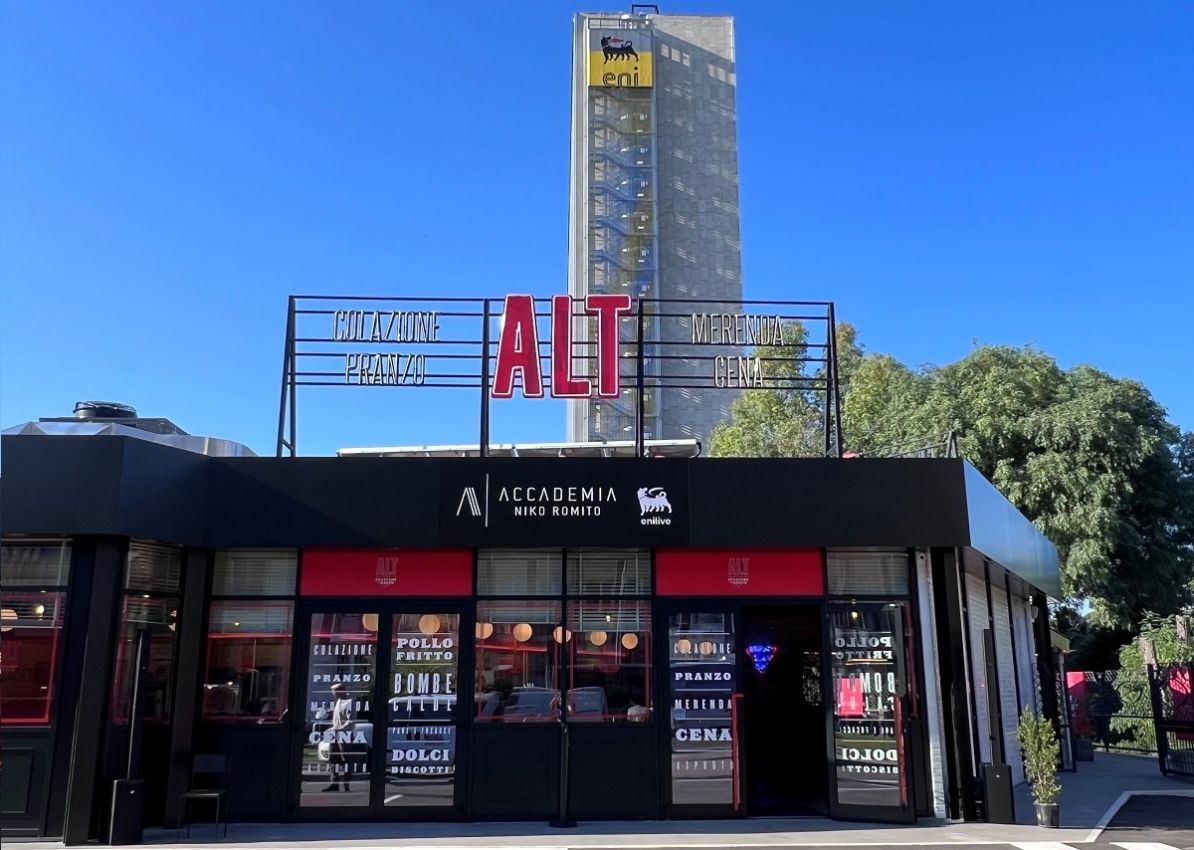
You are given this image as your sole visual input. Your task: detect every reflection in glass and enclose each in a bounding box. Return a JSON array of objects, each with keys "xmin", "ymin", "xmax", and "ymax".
[
  {"xmin": 203, "ymin": 601, "xmax": 292, "ymax": 722},
  {"xmin": 111, "ymin": 596, "xmax": 179, "ymax": 724},
  {"xmin": 299, "ymin": 613, "xmax": 376, "ymax": 808},
  {"xmin": 829, "ymin": 606, "xmax": 907, "ymax": 809},
  {"xmin": 669, "ymin": 612, "xmax": 736, "ymax": 807},
  {"xmin": 566, "ymin": 602, "xmax": 651, "ymax": 722},
  {"xmin": 474, "ymin": 601, "xmax": 562, "ymax": 722},
  {"xmin": 386, "ymin": 613, "xmax": 459, "ymax": 808},
  {"xmin": 0, "ymin": 592, "xmax": 65, "ymax": 724}
]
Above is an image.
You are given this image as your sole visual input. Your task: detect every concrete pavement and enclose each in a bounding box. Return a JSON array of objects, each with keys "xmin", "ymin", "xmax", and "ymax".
[{"xmin": 23, "ymin": 752, "xmax": 1194, "ymax": 848}]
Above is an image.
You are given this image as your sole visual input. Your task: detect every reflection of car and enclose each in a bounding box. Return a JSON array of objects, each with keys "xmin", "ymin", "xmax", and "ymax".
[
  {"xmin": 477, "ymin": 687, "xmax": 561, "ymax": 722},
  {"xmin": 389, "ymin": 694, "xmax": 456, "ymax": 721},
  {"xmin": 567, "ymin": 687, "xmax": 608, "ymax": 721},
  {"xmin": 310, "ymin": 720, "xmax": 374, "ymax": 761}
]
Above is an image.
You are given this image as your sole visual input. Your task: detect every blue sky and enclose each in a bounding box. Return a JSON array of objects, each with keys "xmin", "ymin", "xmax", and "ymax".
[{"xmin": 2, "ymin": 1, "xmax": 1190, "ymax": 457}]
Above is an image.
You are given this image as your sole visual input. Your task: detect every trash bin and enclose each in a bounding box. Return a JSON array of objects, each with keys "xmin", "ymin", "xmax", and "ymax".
[
  {"xmin": 982, "ymin": 763, "xmax": 1015, "ymax": 824},
  {"xmin": 109, "ymin": 778, "xmax": 145, "ymax": 845}
]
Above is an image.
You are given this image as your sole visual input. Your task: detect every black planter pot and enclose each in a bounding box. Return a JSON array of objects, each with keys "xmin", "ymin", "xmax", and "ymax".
[{"xmin": 1035, "ymin": 802, "xmax": 1060, "ymax": 828}]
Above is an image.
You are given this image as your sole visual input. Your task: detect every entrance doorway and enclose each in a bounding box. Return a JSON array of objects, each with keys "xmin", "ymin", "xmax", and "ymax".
[
  {"xmin": 740, "ymin": 605, "xmax": 827, "ymax": 816},
  {"xmin": 290, "ymin": 602, "xmax": 467, "ymax": 819}
]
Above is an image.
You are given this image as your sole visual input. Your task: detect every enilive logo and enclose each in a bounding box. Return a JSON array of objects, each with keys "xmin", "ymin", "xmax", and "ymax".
[
  {"xmin": 375, "ymin": 555, "xmax": 399, "ymax": 587},
  {"xmin": 638, "ymin": 487, "xmax": 673, "ymax": 526}
]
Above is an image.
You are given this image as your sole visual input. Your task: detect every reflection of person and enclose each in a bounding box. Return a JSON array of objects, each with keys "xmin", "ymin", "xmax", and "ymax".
[{"xmin": 322, "ymin": 683, "xmax": 355, "ymax": 792}]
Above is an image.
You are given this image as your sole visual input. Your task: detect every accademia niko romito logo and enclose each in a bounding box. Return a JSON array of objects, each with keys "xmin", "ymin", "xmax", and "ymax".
[
  {"xmin": 637, "ymin": 487, "xmax": 672, "ymax": 526},
  {"xmin": 452, "ymin": 481, "xmax": 676, "ymax": 528}
]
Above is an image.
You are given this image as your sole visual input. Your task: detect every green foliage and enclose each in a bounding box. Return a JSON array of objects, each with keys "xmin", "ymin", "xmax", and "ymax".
[
  {"xmin": 712, "ymin": 326, "xmax": 1194, "ymax": 630},
  {"xmin": 1118, "ymin": 613, "xmax": 1194, "ymax": 669},
  {"xmin": 1017, "ymin": 710, "xmax": 1061, "ymax": 805},
  {"xmin": 708, "ymin": 321, "xmax": 858, "ymax": 458}
]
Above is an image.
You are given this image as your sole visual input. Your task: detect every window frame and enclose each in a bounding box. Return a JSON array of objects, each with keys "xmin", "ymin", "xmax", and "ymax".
[
  {"xmin": 202, "ymin": 549, "xmax": 298, "ymax": 725},
  {"xmin": 473, "ymin": 547, "xmax": 653, "ymax": 726}
]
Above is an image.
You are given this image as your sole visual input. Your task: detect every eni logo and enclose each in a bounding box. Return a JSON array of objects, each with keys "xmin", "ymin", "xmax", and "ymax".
[
  {"xmin": 601, "ymin": 36, "xmax": 638, "ymax": 63},
  {"xmin": 375, "ymin": 556, "xmax": 399, "ymax": 587},
  {"xmin": 591, "ymin": 33, "xmax": 651, "ymax": 88}
]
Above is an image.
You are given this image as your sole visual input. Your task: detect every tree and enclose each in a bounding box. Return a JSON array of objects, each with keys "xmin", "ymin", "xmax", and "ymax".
[
  {"xmin": 712, "ymin": 330, "xmax": 1194, "ymax": 629},
  {"xmin": 708, "ymin": 322, "xmax": 861, "ymax": 458}
]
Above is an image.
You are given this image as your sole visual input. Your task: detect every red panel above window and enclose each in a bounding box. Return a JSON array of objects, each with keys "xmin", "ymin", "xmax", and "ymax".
[
  {"xmin": 301, "ymin": 550, "xmax": 473, "ymax": 597},
  {"xmin": 656, "ymin": 549, "xmax": 823, "ymax": 597}
]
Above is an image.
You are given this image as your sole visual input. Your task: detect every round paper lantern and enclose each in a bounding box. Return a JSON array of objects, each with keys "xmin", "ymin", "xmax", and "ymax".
[
  {"xmin": 552, "ymin": 626, "xmax": 573, "ymax": 644},
  {"xmin": 589, "ymin": 630, "xmax": 608, "ymax": 647},
  {"xmin": 361, "ymin": 613, "xmax": 379, "ymax": 633},
  {"xmin": 418, "ymin": 614, "xmax": 442, "ymax": 636},
  {"xmin": 0, "ymin": 608, "xmax": 17, "ymax": 632},
  {"xmin": 676, "ymin": 638, "xmax": 693, "ymax": 655},
  {"xmin": 698, "ymin": 640, "xmax": 715, "ymax": 656},
  {"xmin": 475, "ymin": 621, "xmax": 494, "ymax": 640},
  {"xmin": 512, "ymin": 623, "xmax": 533, "ymax": 643},
  {"xmin": 621, "ymin": 633, "xmax": 639, "ymax": 650}
]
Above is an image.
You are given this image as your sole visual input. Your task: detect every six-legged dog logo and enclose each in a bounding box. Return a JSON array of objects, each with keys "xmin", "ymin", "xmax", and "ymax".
[{"xmin": 601, "ymin": 36, "xmax": 638, "ymax": 63}]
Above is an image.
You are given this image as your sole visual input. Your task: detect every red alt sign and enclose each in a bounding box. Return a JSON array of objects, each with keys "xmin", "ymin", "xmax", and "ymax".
[
  {"xmin": 656, "ymin": 549, "xmax": 824, "ymax": 596},
  {"xmin": 301, "ymin": 549, "xmax": 473, "ymax": 597},
  {"xmin": 492, "ymin": 293, "xmax": 633, "ymax": 399}
]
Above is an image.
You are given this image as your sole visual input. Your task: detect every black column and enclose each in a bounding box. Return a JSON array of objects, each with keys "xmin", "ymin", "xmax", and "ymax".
[
  {"xmin": 62, "ymin": 536, "xmax": 126, "ymax": 845},
  {"xmin": 163, "ymin": 548, "xmax": 211, "ymax": 827},
  {"xmin": 44, "ymin": 540, "xmax": 97, "ymax": 837},
  {"xmin": 1032, "ymin": 593, "xmax": 1059, "ymax": 727},
  {"xmin": 929, "ymin": 547, "xmax": 978, "ymax": 821}
]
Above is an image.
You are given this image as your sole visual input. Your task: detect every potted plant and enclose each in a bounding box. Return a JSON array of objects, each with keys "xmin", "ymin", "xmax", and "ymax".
[{"xmin": 1017, "ymin": 709, "xmax": 1061, "ymax": 827}]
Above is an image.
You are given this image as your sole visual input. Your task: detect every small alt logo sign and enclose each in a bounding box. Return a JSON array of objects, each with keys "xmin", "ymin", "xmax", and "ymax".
[
  {"xmin": 375, "ymin": 556, "xmax": 399, "ymax": 587},
  {"xmin": 727, "ymin": 556, "xmax": 750, "ymax": 587}
]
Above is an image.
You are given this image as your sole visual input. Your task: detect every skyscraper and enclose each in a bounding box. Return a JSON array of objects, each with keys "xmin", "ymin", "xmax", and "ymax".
[{"xmin": 567, "ymin": 10, "xmax": 743, "ymax": 447}]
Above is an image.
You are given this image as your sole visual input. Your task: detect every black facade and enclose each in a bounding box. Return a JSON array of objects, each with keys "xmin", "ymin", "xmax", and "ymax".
[{"xmin": 0, "ymin": 434, "xmax": 1062, "ymax": 841}]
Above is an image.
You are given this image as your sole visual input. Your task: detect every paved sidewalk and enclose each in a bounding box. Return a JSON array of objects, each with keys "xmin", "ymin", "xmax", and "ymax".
[
  {"xmin": 1013, "ymin": 751, "xmax": 1192, "ymax": 829},
  {"xmin": 25, "ymin": 751, "xmax": 1193, "ymax": 849}
]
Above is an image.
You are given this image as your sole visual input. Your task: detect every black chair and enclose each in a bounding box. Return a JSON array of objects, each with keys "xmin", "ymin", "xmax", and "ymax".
[{"xmin": 176, "ymin": 754, "xmax": 230, "ymax": 842}]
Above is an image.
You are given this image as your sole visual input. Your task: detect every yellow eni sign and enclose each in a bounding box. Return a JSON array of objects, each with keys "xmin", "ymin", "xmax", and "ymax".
[{"xmin": 588, "ymin": 29, "xmax": 653, "ymax": 88}]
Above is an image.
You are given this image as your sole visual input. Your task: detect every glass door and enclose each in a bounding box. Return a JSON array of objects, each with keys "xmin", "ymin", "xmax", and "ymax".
[
  {"xmin": 297, "ymin": 610, "xmax": 379, "ymax": 811},
  {"xmin": 825, "ymin": 603, "xmax": 915, "ymax": 823},
  {"xmin": 383, "ymin": 611, "xmax": 461, "ymax": 812},
  {"xmin": 293, "ymin": 605, "xmax": 466, "ymax": 818},
  {"xmin": 661, "ymin": 606, "xmax": 742, "ymax": 817}
]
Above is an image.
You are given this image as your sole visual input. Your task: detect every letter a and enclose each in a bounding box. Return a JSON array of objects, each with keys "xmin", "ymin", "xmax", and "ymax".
[
  {"xmin": 492, "ymin": 294, "xmax": 544, "ymax": 398},
  {"xmin": 550, "ymin": 295, "xmax": 592, "ymax": 397},
  {"xmin": 586, "ymin": 293, "xmax": 633, "ymax": 398}
]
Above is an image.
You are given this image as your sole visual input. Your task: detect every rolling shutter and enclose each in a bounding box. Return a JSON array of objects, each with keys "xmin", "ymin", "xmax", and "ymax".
[
  {"xmin": 990, "ymin": 581, "xmax": 1023, "ymax": 782},
  {"xmin": 965, "ymin": 572, "xmax": 993, "ymax": 765}
]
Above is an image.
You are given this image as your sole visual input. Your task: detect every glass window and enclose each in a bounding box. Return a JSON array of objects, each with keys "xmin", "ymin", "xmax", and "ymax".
[
  {"xmin": 567, "ymin": 549, "xmax": 650, "ymax": 596},
  {"xmin": 111, "ymin": 596, "xmax": 180, "ymax": 725},
  {"xmin": 474, "ymin": 601, "xmax": 562, "ymax": 722},
  {"xmin": 386, "ymin": 612, "xmax": 459, "ymax": 807},
  {"xmin": 212, "ymin": 550, "xmax": 297, "ymax": 596},
  {"xmin": 566, "ymin": 601, "xmax": 650, "ymax": 722},
  {"xmin": 827, "ymin": 549, "xmax": 909, "ymax": 596},
  {"xmin": 203, "ymin": 601, "xmax": 293, "ymax": 722},
  {"xmin": 477, "ymin": 549, "xmax": 561, "ymax": 596},
  {"xmin": 668, "ymin": 612, "xmax": 737, "ymax": 807},
  {"xmin": 1, "ymin": 540, "xmax": 71, "ymax": 586},
  {"xmin": 299, "ymin": 612, "xmax": 377, "ymax": 808},
  {"xmin": 0, "ymin": 592, "xmax": 65, "ymax": 724},
  {"xmin": 112, "ymin": 542, "xmax": 182, "ymax": 725},
  {"xmin": 126, "ymin": 543, "xmax": 182, "ymax": 594},
  {"xmin": 829, "ymin": 605, "xmax": 908, "ymax": 809}
]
